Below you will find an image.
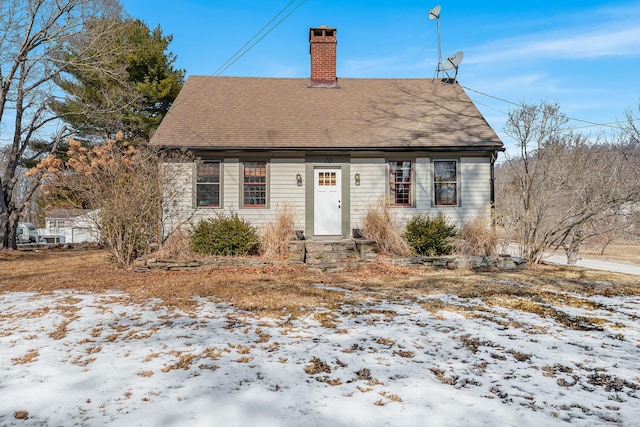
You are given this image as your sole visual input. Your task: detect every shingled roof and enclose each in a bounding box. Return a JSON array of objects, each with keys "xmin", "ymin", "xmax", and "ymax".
[{"xmin": 150, "ymin": 76, "xmax": 503, "ymax": 152}]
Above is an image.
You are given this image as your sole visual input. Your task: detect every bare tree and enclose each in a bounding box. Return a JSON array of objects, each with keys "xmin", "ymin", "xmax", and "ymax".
[
  {"xmin": 497, "ymin": 101, "xmax": 568, "ymax": 262},
  {"xmin": 549, "ymin": 138, "xmax": 639, "ymax": 264},
  {"xmin": 33, "ymin": 138, "xmax": 192, "ymax": 268},
  {"xmin": 496, "ymin": 101, "xmax": 640, "ymax": 264},
  {"xmin": 0, "ymin": 0, "xmax": 122, "ymax": 249}
]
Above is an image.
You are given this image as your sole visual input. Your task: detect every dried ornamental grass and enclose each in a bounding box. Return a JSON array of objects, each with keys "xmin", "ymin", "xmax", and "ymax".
[
  {"xmin": 259, "ymin": 204, "xmax": 297, "ymax": 259},
  {"xmin": 360, "ymin": 201, "xmax": 411, "ymax": 256},
  {"xmin": 454, "ymin": 216, "xmax": 498, "ymax": 256},
  {"xmin": 155, "ymin": 226, "xmax": 195, "ymax": 259}
]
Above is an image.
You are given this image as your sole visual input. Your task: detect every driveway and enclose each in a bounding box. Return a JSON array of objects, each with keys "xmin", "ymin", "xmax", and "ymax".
[{"xmin": 543, "ymin": 254, "xmax": 640, "ymax": 276}]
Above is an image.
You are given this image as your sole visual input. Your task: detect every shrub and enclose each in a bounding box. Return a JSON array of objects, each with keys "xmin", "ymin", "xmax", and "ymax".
[
  {"xmin": 405, "ymin": 213, "xmax": 457, "ymax": 256},
  {"xmin": 191, "ymin": 213, "xmax": 259, "ymax": 256},
  {"xmin": 360, "ymin": 201, "xmax": 412, "ymax": 256},
  {"xmin": 454, "ymin": 216, "xmax": 497, "ymax": 256},
  {"xmin": 260, "ymin": 204, "xmax": 297, "ymax": 259}
]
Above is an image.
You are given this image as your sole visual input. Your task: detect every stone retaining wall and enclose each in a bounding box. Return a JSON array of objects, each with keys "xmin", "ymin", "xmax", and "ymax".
[
  {"xmin": 392, "ymin": 255, "xmax": 528, "ymax": 271},
  {"xmin": 132, "ymin": 257, "xmax": 272, "ymax": 273},
  {"xmin": 133, "ymin": 253, "xmax": 527, "ymax": 272}
]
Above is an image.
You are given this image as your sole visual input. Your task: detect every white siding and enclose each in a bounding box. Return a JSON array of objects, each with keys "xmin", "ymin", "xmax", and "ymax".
[
  {"xmin": 350, "ymin": 157, "xmax": 387, "ymax": 228},
  {"xmin": 161, "ymin": 158, "xmax": 306, "ymax": 237},
  {"xmin": 235, "ymin": 158, "xmax": 305, "ymax": 230},
  {"xmin": 163, "ymin": 155, "xmax": 493, "ymax": 238},
  {"xmin": 349, "ymin": 157, "xmax": 432, "ymax": 230},
  {"xmin": 433, "ymin": 157, "xmax": 492, "ymax": 226},
  {"xmin": 160, "ymin": 162, "xmax": 195, "ymax": 237},
  {"xmin": 387, "ymin": 157, "xmax": 431, "ymax": 227},
  {"xmin": 349, "ymin": 156, "xmax": 492, "ymax": 231}
]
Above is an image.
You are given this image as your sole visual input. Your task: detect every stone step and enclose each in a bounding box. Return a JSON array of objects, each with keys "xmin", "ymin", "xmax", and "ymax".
[{"xmin": 288, "ymin": 239, "xmax": 377, "ymax": 265}]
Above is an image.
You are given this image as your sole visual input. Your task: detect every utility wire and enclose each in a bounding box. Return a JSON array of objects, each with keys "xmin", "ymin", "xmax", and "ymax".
[
  {"xmin": 163, "ymin": 0, "xmax": 308, "ymax": 145},
  {"xmin": 462, "ymin": 85, "xmax": 629, "ymax": 131},
  {"xmin": 170, "ymin": 0, "xmax": 307, "ymax": 112},
  {"xmin": 212, "ymin": 0, "xmax": 307, "ymax": 78}
]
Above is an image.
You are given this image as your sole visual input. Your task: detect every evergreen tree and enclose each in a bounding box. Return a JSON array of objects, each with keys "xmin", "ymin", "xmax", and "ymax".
[{"xmin": 53, "ymin": 18, "xmax": 185, "ymax": 144}]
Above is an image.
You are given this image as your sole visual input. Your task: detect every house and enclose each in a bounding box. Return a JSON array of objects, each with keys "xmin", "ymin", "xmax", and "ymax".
[
  {"xmin": 150, "ymin": 27, "xmax": 504, "ymax": 240},
  {"xmin": 40, "ymin": 209, "xmax": 99, "ymax": 244}
]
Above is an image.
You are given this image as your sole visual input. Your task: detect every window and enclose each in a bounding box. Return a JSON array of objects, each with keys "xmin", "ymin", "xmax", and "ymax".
[
  {"xmin": 196, "ymin": 161, "xmax": 220, "ymax": 207},
  {"xmin": 389, "ymin": 161, "xmax": 412, "ymax": 206},
  {"xmin": 243, "ymin": 161, "xmax": 267, "ymax": 207},
  {"xmin": 434, "ymin": 160, "xmax": 458, "ymax": 206},
  {"xmin": 318, "ymin": 171, "xmax": 337, "ymax": 186}
]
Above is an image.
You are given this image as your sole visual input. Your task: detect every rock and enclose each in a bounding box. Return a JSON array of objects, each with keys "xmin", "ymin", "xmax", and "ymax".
[{"xmin": 14, "ymin": 411, "xmax": 29, "ymax": 420}]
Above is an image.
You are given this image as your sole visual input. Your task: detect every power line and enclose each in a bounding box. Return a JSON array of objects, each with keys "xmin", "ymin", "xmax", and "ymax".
[
  {"xmin": 164, "ymin": 0, "xmax": 308, "ymax": 145},
  {"xmin": 170, "ymin": 0, "xmax": 307, "ymax": 112},
  {"xmin": 462, "ymin": 84, "xmax": 628, "ymax": 131},
  {"xmin": 212, "ymin": 0, "xmax": 307, "ymax": 78}
]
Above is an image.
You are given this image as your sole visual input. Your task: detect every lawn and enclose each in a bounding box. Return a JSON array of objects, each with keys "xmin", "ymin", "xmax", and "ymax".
[
  {"xmin": 1, "ymin": 249, "xmax": 640, "ymax": 426},
  {"xmin": 552, "ymin": 239, "xmax": 640, "ymax": 264}
]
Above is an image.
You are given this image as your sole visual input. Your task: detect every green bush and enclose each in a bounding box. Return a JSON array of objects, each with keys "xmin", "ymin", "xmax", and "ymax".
[
  {"xmin": 405, "ymin": 213, "xmax": 457, "ymax": 256},
  {"xmin": 191, "ymin": 213, "xmax": 259, "ymax": 256}
]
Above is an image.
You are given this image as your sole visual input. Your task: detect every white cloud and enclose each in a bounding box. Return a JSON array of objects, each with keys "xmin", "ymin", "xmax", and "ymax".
[{"xmin": 467, "ymin": 7, "xmax": 640, "ymax": 65}]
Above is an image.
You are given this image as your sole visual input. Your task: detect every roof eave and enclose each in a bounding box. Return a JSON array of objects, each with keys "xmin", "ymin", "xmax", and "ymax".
[{"xmin": 155, "ymin": 145, "xmax": 504, "ymax": 153}]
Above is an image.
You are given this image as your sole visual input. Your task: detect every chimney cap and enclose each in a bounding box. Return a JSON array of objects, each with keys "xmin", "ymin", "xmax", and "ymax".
[{"xmin": 309, "ymin": 26, "xmax": 336, "ymax": 40}]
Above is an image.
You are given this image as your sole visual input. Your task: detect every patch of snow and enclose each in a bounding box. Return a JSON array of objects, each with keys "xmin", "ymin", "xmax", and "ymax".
[{"xmin": 1, "ymin": 286, "xmax": 639, "ymax": 426}]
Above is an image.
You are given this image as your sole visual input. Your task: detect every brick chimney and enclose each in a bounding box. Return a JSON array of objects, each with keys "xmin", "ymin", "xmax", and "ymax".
[{"xmin": 309, "ymin": 26, "xmax": 337, "ymax": 88}]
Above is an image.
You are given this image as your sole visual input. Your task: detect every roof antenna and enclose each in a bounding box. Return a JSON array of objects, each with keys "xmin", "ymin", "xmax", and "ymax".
[{"xmin": 428, "ymin": 5, "xmax": 463, "ymax": 84}]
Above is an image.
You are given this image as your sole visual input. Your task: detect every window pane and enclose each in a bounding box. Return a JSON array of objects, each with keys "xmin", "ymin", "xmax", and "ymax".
[
  {"xmin": 435, "ymin": 183, "xmax": 457, "ymax": 205},
  {"xmin": 243, "ymin": 161, "xmax": 267, "ymax": 206},
  {"xmin": 244, "ymin": 162, "xmax": 266, "ymax": 181},
  {"xmin": 393, "ymin": 183, "xmax": 411, "ymax": 205},
  {"xmin": 434, "ymin": 161, "xmax": 456, "ymax": 182},
  {"xmin": 197, "ymin": 162, "xmax": 220, "ymax": 183},
  {"xmin": 197, "ymin": 184, "xmax": 220, "ymax": 206},
  {"xmin": 389, "ymin": 161, "xmax": 412, "ymax": 206},
  {"xmin": 390, "ymin": 161, "xmax": 411, "ymax": 183},
  {"xmin": 196, "ymin": 161, "xmax": 220, "ymax": 207},
  {"xmin": 244, "ymin": 184, "xmax": 266, "ymax": 206}
]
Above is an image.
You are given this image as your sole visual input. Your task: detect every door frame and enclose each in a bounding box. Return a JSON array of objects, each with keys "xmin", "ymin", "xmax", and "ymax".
[{"xmin": 305, "ymin": 156, "xmax": 350, "ymax": 239}]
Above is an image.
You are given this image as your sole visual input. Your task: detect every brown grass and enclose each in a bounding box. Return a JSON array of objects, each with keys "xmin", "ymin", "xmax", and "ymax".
[
  {"xmin": 560, "ymin": 239, "xmax": 640, "ymax": 264},
  {"xmin": 360, "ymin": 201, "xmax": 411, "ymax": 256},
  {"xmin": 259, "ymin": 204, "xmax": 297, "ymax": 259},
  {"xmin": 12, "ymin": 349, "xmax": 39, "ymax": 365},
  {"xmin": 1, "ymin": 248, "xmax": 640, "ymax": 321},
  {"xmin": 155, "ymin": 226, "xmax": 195, "ymax": 260},
  {"xmin": 454, "ymin": 216, "xmax": 498, "ymax": 256},
  {"xmin": 304, "ymin": 357, "xmax": 331, "ymax": 375}
]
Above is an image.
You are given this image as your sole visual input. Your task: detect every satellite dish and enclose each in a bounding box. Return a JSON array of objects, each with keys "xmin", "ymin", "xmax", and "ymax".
[
  {"xmin": 441, "ymin": 51, "xmax": 463, "ymax": 84},
  {"xmin": 443, "ymin": 51, "xmax": 463, "ymax": 70},
  {"xmin": 428, "ymin": 5, "xmax": 441, "ymax": 20},
  {"xmin": 428, "ymin": 5, "xmax": 463, "ymax": 84}
]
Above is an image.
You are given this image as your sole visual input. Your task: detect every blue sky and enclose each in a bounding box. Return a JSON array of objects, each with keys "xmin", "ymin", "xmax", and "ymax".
[
  {"xmin": 120, "ymin": 0, "xmax": 640, "ymax": 154},
  {"xmin": 7, "ymin": 0, "xmax": 639, "ymax": 155}
]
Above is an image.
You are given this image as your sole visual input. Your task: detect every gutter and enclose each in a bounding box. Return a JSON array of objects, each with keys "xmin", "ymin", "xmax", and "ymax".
[{"xmin": 157, "ymin": 145, "xmax": 505, "ymax": 153}]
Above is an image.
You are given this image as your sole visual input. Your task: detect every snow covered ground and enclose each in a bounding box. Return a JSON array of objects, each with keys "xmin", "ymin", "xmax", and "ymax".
[{"xmin": 1, "ymin": 281, "xmax": 640, "ymax": 426}]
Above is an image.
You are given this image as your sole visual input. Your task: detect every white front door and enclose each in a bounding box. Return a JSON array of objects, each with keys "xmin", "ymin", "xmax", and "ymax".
[{"xmin": 314, "ymin": 168, "xmax": 342, "ymax": 236}]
